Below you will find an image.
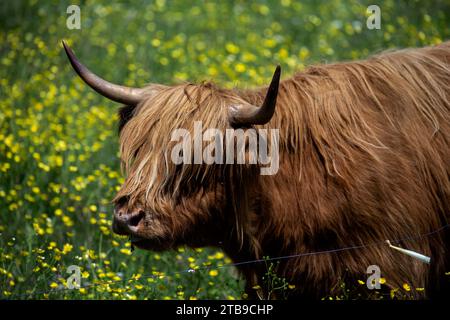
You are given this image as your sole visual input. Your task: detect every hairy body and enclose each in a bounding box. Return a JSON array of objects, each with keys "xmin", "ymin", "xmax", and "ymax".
[
  {"xmin": 64, "ymin": 41, "xmax": 450, "ymax": 299},
  {"xmin": 236, "ymin": 42, "xmax": 450, "ymax": 298}
]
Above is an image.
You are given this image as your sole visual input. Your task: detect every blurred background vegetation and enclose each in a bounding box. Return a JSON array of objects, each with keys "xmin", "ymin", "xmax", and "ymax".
[{"xmin": 0, "ymin": 0, "xmax": 449, "ymax": 299}]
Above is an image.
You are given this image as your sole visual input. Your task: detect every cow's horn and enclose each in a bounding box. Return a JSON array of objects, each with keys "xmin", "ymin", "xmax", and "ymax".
[
  {"xmin": 229, "ymin": 65, "xmax": 281, "ymax": 126},
  {"xmin": 62, "ymin": 40, "xmax": 146, "ymax": 105}
]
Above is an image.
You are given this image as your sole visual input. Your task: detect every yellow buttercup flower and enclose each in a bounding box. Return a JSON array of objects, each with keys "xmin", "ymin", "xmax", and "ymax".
[{"xmin": 208, "ymin": 270, "xmax": 219, "ymax": 277}]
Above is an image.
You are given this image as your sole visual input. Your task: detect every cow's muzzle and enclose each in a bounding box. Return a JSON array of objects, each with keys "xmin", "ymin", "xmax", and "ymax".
[{"xmin": 112, "ymin": 208, "xmax": 145, "ymax": 236}]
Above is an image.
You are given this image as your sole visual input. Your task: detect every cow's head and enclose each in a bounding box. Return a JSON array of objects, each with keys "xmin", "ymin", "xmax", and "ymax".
[{"xmin": 63, "ymin": 41, "xmax": 280, "ymax": 251}]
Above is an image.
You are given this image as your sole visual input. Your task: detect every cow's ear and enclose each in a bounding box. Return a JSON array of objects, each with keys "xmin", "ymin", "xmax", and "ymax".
[
  {"xmin": 118, "ymin": 105, "xmax": 136, "ymax": 134},
  {"xmin": 228, "ymin": 66, "xmax": 281, "ymax": 127}
]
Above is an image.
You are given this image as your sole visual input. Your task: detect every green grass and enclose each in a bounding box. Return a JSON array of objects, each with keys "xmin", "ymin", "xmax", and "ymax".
[{"xmin": 0, "ymin": 0, "xmax": 449, "ymax": 299}]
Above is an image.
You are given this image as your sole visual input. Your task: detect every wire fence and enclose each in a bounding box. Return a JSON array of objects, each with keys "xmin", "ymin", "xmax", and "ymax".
[{"xmin": 8, "ymin": 223, "xmax": 450, "ymax": 299}]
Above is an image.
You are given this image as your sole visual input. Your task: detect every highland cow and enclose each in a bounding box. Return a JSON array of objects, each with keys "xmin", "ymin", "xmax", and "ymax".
[{"xmin": 63, "ymin": 41, "xmax": 450, "ymax": 299}]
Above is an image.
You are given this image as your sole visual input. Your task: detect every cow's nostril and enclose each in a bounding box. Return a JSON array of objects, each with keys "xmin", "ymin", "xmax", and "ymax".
[
  {"xmin": 116, "ymin": 196, "xmax": 129, "ymax": 208},
  {"xmin": 113, "ymin": 208, "xmax": 145, "ymax": 235},
  {"xmin": 128, "ymin": 210, "xmax": 145, "ymax": 227}
]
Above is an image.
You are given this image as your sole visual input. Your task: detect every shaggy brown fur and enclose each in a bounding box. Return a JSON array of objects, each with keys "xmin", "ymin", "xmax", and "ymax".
[{"xmin": 114, "ymin": 42, "xmax": 450, "ymax": 299}]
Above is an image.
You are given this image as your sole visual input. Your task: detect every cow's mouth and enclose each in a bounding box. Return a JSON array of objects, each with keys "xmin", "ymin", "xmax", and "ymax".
[{"xmin": 129, "ymin": 235, "xmax": 169, "ymax": 252}]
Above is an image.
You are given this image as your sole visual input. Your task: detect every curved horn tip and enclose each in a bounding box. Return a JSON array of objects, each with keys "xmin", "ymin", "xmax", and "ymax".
[
  {"xmin": 270, "ymin": 65, "xmax": 281, "ymax": 80},
  {"xmin": 62, "ymin": 40, "xmax": 74, "ymax": 60},
  {"xmin": 274, "ymin": 65, "xmax": 281, "ymax": 77},
  {"xmin": 61, "ymin": 40, "xmax": 146, "ymax": 105},
  {"xmin": 229, "ymin": 64, "xmax": 281, "ymax": 127},
  {"xmin": 61, "ymin": 40, "xmax": 71, "ymax": 55},
  {"xmin": 61, "ymin": 40, "xmax": 83, "ymax": 75},
  {"xmin": 267, "ymin": 64, "xmax": 281, "ymax": 96}
]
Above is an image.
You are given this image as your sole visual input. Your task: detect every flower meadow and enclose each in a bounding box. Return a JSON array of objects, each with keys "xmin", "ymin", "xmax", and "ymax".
[{"xmin": 0, "ymin": 0, "xmax": 449, "ymax": 299}]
